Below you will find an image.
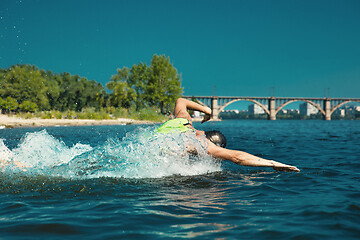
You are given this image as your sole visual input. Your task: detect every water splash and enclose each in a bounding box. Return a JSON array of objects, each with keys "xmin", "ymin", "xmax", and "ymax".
[
  {"xmin": 1, "ymin": 129, "xmax": 221, "ymax": 179},
  {"xmin": 0, "ymin": 138, "xmax": 13, "ymax": 163}
]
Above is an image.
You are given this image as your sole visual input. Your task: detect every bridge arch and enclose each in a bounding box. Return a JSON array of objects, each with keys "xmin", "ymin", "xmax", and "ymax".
[
  {"xmin": 330, "ymin": 100, "xmax": 360, "ymax": 115},
  {"xmin": 219, "ymin": 98, "xmax": 270, "ymax": 115},
  {"xmin": 275, "ymin": 99, "xmax": 325, "ymax": 116}
]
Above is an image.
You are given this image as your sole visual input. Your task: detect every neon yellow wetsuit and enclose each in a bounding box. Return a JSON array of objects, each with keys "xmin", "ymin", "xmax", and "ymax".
[{"xmin": 157, "ymin": 118, "xmax": 194, "ymax": 134}]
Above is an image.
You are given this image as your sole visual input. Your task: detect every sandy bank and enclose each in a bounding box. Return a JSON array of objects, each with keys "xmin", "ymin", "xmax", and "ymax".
[{"xmin": 0, "ymin": 114, "xmax": 154, "ymax": 128}]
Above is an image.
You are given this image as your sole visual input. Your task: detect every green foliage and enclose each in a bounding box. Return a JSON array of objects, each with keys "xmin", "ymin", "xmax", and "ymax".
[
  {"xmin": 107, "ymin": 67, "xmax": 136, "ymax": 109},
  {"xmin": 0, "ymin": 65, "xmax": 49, "ymax": 109},
  {"xmin": 0, "ymin": 97, "xmax": 3, "ymax": 112},
  {"xmin": 19, "ymin": 100, "xmax": 38, "ymax": 112},
  {"xmin": 0, "ymin": 64, "xmax": 106, "ymax": 112},
  {"xmin": 146, "ymin": 55, "xmax": 183, "ymax": 114},
  {"xmin": 0, "ymin": 96, "xmax": 19, "ymax": 113},
  {"xmin": 36, "ymin": 110, "xmax": 62, "ymax": 119},
  {"xmin": 17, "ymin": 112, "xmax": 34, "ymax": 119},
  {"xmin": 1, "ymin": 54, "xmax": 183, "ymax": 122},
  {"xmin": 63, "ymin": 110, "xmax": 77, "ymax": 119},
  {"xmin": 40, "ymin": 111, "xmax": 53, "ymax": 119},
  {"xmin": 78, "ymin": 107, "xmax": 111, "ymax": 120},
  {"xmin": 31, "ymin": 109, "xmax": 110, "ymax": 120},
  {"xmin": 131, "ymin": 106, "xmax": 168, "ymax": 122},
  {"xmin": 52, "ymin": 110, "xmax": 63, "ymax": 119},
  {"xmin": 51, "ymin": 72, "xmax": 105, "ymax": 111},
  {"xmin": 106, "ymin": 106, "xmax": 129, "ymax": 119},
  {"xmin": 108, "ymin": 54, "xmax": 183, "ymax": 114}
]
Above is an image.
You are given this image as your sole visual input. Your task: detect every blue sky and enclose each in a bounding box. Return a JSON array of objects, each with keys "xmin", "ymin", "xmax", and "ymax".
[{"xmin": 1, "ymin": 0, "xmax": 360, "ymax": 101}]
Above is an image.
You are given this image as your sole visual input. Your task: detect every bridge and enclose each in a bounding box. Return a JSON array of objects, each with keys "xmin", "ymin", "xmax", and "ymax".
[{"xmin": 183, "ymin": 96, "xmax": 360, "ymax": 120}]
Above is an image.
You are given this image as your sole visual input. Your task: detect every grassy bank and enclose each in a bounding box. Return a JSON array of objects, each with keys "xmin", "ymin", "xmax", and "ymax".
[{"xmin": 14, "ymin": 107, "xmax": 169, "ymax": 122}]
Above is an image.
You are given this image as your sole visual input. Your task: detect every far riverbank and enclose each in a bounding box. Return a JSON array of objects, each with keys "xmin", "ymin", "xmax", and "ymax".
[{"xmin": 0, "ymin": 114, "xmax": 154, "ymax": 128}]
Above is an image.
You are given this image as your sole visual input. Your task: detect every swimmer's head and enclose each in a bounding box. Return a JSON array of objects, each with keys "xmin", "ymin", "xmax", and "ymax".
[{"xmin": 205, "ymin": 130, "xmax": 227, "ymax": 148}]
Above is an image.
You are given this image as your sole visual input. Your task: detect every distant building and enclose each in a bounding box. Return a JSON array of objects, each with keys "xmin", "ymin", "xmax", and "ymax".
[
  {"xmin": 248, "ymin": 104, "xmax": 266, "ymax": 114},
  {"xmin": 222, "ymin": 109, "xmax": 240, "ymax": 114},
  {"xmin": 299, "ymin": 103, "xmax": 319, "ymax": 116},
  {"xmin": 333, "ymin": 107, "xmax": 346, "ymax": 117},
  {"xmin": 286, "ymin": 109, "xmax": 300, "ymax": 114},
  {"xmin": 340, "ymin": 109, "xmax": 345, "ymax": 117},
  {"xmin": 192, "ymin": 111, "xmax": 204, "ymax": 118}
]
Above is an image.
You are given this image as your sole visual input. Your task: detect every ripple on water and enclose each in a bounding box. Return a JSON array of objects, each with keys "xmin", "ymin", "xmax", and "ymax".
[{"xmin": 0, "ymin": 122, "xmax": 360, "ymax": 239}]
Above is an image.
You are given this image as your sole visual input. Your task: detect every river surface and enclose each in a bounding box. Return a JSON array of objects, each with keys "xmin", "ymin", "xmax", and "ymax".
[{"xmin": 0, "ymin": 120, "xmax": 359, "ymax": 239}]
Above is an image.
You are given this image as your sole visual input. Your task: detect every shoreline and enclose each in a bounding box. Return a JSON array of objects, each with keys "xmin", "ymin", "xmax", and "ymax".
[{"xmin": 0, "ymin": 114, "xmax": 154, "ymax": 128}]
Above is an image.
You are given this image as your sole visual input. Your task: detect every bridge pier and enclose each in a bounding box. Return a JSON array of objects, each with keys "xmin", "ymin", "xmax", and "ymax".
[
  {"xmin": 211, "ymin": 97, "xmax": 219, "ymax": 120},
  {"xmin": 324, "ymin": 99, "xmax": 331, "ymax": 120},
  {"xmin": 269, "ymin": 98, "xmax": 276, "ymax": 120}
]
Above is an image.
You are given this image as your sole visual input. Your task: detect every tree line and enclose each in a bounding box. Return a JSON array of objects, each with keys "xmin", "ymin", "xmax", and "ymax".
[{"xmin": 0, "ymin": 54, "xmax": 183, "ymax": 117}]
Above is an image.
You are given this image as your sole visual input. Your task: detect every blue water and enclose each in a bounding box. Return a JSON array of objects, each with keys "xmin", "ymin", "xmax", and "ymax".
[{"xmin": 0, "ymin": 120, "xmax": 359, "ymax": 239}]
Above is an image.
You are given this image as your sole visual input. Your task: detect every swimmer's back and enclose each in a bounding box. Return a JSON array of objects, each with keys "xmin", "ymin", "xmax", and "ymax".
[{"xmin": 157, "ymin": 118, "xmax": 193, "ymax": 134}]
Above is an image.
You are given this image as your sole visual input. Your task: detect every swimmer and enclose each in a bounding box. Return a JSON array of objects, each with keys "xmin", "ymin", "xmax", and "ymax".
[
  {"xmin": 157, "ymin": 98, "xmax": 300, "ymax": 172},
  {"xmin": 0, "ymin": 158, "xmax": 28, "ymax": 169},
  {"xmin": 0, "ymin": 144, "xmax": 29, "ymax": 170}
]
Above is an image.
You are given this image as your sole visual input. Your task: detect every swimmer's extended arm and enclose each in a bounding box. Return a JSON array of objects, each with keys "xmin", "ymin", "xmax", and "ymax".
[
  {"xmin": 174, "ymin": 98, "xmax": 212, "ymax": 124},
  {"xmin": 206, "ymin": 141, "xmax": 300, "ymax": 172}
]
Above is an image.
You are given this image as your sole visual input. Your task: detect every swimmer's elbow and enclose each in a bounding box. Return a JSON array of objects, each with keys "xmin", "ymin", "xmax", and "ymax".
[
  {"xmin": 176, "ymin": 98, "xmax": 186, "ymax": 104},
  {"xmin": 228, "ymin": 153, "xmax": 245, "ymax": 165},
  {"xmin": 219, "ymin": 150, "xmax": 246, "ymax": 165},
  {"xmin": 208, "ymin": 147, "xmax": 242, "ymax": 164}
]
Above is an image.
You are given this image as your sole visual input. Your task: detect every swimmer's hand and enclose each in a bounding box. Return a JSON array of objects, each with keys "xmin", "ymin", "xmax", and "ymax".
[
  {"xmin": 201, "ymin": 114, "xmax": 211, "ymax": 123},
  {"xmin": 272, "ymin": 162, "xmax": 300, "ymax": 172},
  {"xmin": 201, "ymin": 107, "xmax": 212, "ymax": 124}
]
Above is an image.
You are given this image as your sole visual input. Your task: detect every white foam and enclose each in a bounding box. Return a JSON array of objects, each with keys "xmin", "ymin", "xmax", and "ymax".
[
  {"xmin": 0, "ymin": 139, "xmax": 13, "ymax": 161},
  {"xmin": 11, "ymin": 130, "xmax": 92, "ymax": 169},
  {"xmin": 2, "ymin": 128, "xmax": 222, "ymax": 179}
]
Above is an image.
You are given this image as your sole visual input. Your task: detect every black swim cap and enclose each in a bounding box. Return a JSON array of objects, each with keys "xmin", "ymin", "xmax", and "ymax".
[{"xmin": 205, "ymin": 130, "xmax": 227, "ymax": 148}]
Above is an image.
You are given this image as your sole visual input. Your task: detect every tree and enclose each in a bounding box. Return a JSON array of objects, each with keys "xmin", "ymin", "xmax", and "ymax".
[
  {"xmin": 0, "ymin": 65, "xmax": 49, "ymax": 109},
  {"xmin": 0, "ymin": 64, "xmax": 107, "ymax": 112},
  {"xmin": 0, "ymin": 97, "xmax": 3, "ymax": 114},
  {"xmin": 40, "ymin": 69, "xmax": 61, "ymax": 109},
  {"xmin": 128, "ymin": 62, "xmax": 149, "ymax": 110},
  {"xmin": 107, "ymin": 67, "xmax": 136, "ymax": 109},
  {"xmin": 146, "ymin": 54, "xmax": 183, "ymax": 113},
  {"xmin": 53, "ymin": 72, "xmax": 106, "ymax": 111},
  {"xmin": 108, "ymin": 54, "xmax": 183, "ymax": 113},
  {"xmin": 19, "ymin": 100, "xmax": 38, "ymax": 112},
  {"xmin": 1, "ymin": 96, "xmax": 18, "ymax": 113}
]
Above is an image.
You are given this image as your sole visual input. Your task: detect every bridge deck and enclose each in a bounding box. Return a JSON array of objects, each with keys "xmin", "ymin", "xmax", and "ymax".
[{"xmin": 183, "ymin": 96, "xmax": 360, "ymax": 120}]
